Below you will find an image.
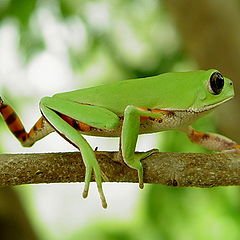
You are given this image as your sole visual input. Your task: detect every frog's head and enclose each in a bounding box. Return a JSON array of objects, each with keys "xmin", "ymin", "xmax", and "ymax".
[{"xmin": 191, "ymin": 69, "xmax": 234, "ymax": 112}]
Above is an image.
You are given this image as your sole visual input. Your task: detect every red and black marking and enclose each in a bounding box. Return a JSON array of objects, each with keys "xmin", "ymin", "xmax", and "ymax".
[
  {"xmin": 189, "ymin": 129, "xmax": 210, "ymax": 143},
  {"xmin": 0, "ymin": 99, "xmax": 92, "ymax": 148},
  {"xmin": 0, "ymin": 103, "xmax": 28, "ymax": 142},
  {"xmin": 40, "ymin": 111, "xmax": 93, "ymax": 150},
  {"xmin": 138, "ymin": 107, "xmax": 173, "ymax": 121},
  {"xmin": 58, "ymin": 113, "xmax": 92, "ymax": 132},
  {"xmin": 188, "ymin": 128, "xmax": 240, "ymax": 153},
  {"xmin": 0, "ymin": 102, "xmax": 45, "ymax": 144}
]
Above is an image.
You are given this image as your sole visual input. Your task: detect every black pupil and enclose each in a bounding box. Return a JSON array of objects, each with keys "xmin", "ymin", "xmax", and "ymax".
[{"xmin": 210, "ymin": 72, "xmax": 224, "ymax": 95}]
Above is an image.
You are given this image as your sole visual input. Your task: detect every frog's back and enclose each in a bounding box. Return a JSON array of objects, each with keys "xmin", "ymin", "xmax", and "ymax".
[{"xmin": 54, "ymin": 71, "xmax": 206, "ymax": 114}]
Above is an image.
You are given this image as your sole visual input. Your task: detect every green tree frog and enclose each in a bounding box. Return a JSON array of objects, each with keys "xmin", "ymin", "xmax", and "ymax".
[{"xmin": 0, "ymin": 69, "xmax": 239, "ymax": 208}]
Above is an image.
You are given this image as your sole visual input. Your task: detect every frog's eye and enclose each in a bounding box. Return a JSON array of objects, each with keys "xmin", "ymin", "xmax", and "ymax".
[{"xmin": 208, "ymin": 72, "xmax": 224, "ymax": 95}]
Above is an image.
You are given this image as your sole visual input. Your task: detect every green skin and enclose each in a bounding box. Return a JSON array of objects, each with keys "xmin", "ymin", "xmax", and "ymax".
[{"xmin": 38, "ymin": 69, "xmax": 234, "ymax": 208}]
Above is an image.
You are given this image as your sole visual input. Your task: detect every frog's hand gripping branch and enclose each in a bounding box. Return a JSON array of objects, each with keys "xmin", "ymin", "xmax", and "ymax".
[
  {"xmin": 121, "ymin": 106, "xmax": 168, "ymax": 188},
  {"xmin": 0, "ymin": 97, "xmax": 53, "ymax": 147}
]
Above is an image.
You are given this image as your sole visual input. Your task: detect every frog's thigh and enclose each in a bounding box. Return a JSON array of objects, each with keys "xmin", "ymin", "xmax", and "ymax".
[{"xmin": 40, "ymin": 96, "xmax": 119, "ymax": 130}]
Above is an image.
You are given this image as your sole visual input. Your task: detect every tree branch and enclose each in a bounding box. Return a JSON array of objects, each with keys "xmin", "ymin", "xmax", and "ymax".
[{"xmin": 0, "ymin": 151, "xmax": 240, "ymax": 188}]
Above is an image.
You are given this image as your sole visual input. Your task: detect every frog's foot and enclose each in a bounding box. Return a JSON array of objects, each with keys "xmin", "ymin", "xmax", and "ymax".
[
  {"xmin": 222, "ymin": 144, "xmax": 240, "ymax": 153},
  {"xmin": 129, "ymin": 148, "xmax": 159, "ymax": 189},
  {"xmin": 82, "ymin": 163, "xmax": 107, "ymax": 209},
  {"xmin": 143, "ymin": 148, "xmax": 159, "ymax": 156}
]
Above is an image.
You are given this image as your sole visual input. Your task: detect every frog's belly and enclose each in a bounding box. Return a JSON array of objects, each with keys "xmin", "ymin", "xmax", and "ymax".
[{"xmin": 81, "ymin": 110, "xmax": 207, "ymax": 137}]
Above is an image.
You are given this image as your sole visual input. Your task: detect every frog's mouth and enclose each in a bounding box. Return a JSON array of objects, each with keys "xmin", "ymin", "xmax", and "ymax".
[
  {"xmin": 187, "ymin": 96, "xmax": 233, "ymax": 113},
  {"xmin": 164, "ymin": 96, "xmax": 233, "ymax": 114}
]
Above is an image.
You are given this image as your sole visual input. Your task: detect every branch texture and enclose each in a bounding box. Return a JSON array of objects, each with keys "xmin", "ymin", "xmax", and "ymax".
[{"xmin": 0, "ymin": 151, "xmax": 240, "ymax": 188}]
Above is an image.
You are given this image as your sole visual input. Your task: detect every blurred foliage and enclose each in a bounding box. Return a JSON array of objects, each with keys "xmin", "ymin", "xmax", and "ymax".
[
  {"xmin": 67, "ymin": 187, "xmax": 240, "ymax": 240},
  {"xmin": 0, "ymin": 1, "xmax": 239, "ymax": 240},
  {"xmin": 0, "ymin": 0, "xmax": 44, "ymax": 61},
  {"xmin": 140, "ymin": 186, "xmax": 240, "ymax": 240},
  {"xmin": 0, "ymin": 0, "xmax": 37, "ymax": 26},
  {"xmin": 0, "ymin": 0, "xmax": 188, "ymax": 77}
]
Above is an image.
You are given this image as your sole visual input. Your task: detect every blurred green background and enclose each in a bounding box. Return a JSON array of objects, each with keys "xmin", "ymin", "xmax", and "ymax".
[{"xmin": 1, "ymin": 0, "xmax": 240, "ymax": 239}]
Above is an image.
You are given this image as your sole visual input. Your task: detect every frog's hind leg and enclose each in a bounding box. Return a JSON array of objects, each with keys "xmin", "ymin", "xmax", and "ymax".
[
  {"xmin": 186, "ymin": 126, "xmax": 240, "ymax": 152},
  {"xmin": 40, "ymin": 97, "xmax": 120, "ymax": 208},
  {"xmin": 0, "ymin": 98, "xmax": 54, "ymax": 147}
]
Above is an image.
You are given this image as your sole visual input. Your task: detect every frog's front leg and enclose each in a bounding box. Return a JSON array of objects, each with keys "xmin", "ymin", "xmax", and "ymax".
[
  {"xmin": 40, "ymin": 97, "xmax": 119, "ymax": 208},
  {"xmin": 121, "ymin": 106, "xmax": 170, "ymax": 188},
  {"xmin": 186, "ymin": 126, "xmax": 240, "ymax": 152}
]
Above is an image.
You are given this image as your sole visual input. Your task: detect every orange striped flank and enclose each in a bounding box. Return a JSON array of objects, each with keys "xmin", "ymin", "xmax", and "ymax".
[
  {"xmin": 77, "ymin": 122, "xmax": 91, "ymax": 131},
  {"xmin": 58, "ymin": 113, "xmax": 91, "ymax": 132},
  {"xmin": 137, "ymin": 107, "xmax": 170, "ymax": 120}
]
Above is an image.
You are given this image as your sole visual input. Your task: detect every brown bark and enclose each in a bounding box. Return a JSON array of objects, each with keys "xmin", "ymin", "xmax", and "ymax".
[{"xmin": 0, "ymin": 151, "xmax": 240, "ymax": 188}]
